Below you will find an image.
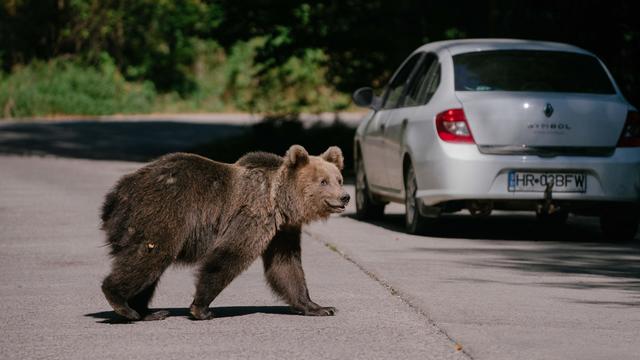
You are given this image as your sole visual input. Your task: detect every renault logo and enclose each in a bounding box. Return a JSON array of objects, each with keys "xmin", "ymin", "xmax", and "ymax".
[{"xmin": 543, "ymin": 103, "xmax": 554, "ymax": 118}]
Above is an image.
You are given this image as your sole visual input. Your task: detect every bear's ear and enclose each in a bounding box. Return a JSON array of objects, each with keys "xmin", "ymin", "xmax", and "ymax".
[
  {"xmin": 321, "ymin": 146, "xmax": 344, "ymax": 170},
  {"xmin": 284, "ymin": 145, "xmax": 309, "ymax": 168}
]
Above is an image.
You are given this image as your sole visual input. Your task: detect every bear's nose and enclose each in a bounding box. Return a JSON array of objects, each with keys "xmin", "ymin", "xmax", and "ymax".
[{"xmin": 340, "ymin": 193, "xmax": 350, "ymax": 205}]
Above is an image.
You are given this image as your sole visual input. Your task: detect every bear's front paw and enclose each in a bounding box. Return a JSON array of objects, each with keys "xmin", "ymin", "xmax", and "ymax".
[
  {"xmin": 189, "ymin": 305, "xmax": 215, "ymax": 320},
  {"xmin": 304, "ymin": 306, "xmax": 337, "ymax": 316},
  {"xmin": 142, "ymin": 310, "xmax": 170, "ymax": 321}
]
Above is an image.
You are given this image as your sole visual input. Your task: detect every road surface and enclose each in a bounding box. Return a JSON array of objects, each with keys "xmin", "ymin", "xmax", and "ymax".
[
  {"xmin": 0, "ymin": 117, "xmax": 638, "ymax": 359},
  {"xmin": 309, "ymin": 203, "xmax": 640, "ymax": 360},
  {"xmin": 0, "ymin": 155, "xmax": 464, "ymax": 360}
]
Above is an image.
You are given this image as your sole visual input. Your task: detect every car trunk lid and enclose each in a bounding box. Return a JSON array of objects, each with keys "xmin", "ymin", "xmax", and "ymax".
[
  {"xmin": 456, "ymin": 92, "xmax": 627, "ymax": 155},
  {"xmin": 452, "ymin": 49, "xmax": 628, "ymax": 156}
]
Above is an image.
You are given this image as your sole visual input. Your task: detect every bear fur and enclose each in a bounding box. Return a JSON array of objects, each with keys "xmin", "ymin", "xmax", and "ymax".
[{"xmin": 100, "ymin": 145, "xmax": 349, "ymax": 321}]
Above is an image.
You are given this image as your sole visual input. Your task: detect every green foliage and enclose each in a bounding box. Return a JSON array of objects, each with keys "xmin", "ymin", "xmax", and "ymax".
[
  {"xmin": 0, "ymin": 55, "xmax": 156, "ymax": 117},
  {"xmin": 152, "ymin": 39, "xmax": 229, "ymax": 113},
  {"xmin": 153, "ymin": 39, "xmax": 349, "ymax": 115},
  {"xmin": 3, "ymin": 0, "xmax": 638, "ymax": 114},
  {"xmin": 221, "ymin": 39, "xmax": 349, "ymax": 115},
  {"xmin": 253, "ymin": 47, "xmax": 349, "ymax": 114},
  {"xmin": 216, "ymin": 0, "xmax": 640, "ymax": 106},
  {"xmin": 1, "ymin": 0, "xmax": 221, "ymax": 94}
]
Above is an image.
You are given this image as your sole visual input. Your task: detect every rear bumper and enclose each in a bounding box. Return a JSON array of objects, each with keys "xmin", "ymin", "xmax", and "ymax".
[{"xmin": 414, "ymin": 143, "xmax": 640, "ymax": 206}]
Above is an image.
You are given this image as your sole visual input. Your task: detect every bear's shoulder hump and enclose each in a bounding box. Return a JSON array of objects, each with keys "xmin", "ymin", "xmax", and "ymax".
[{"xmin": 236, "ymin": 152, "xmax": 283, "ymax": 170}]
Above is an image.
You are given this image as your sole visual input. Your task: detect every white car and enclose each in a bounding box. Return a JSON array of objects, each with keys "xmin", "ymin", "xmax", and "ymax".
[{"xmin": 352, "ymin": 39, "xmax": 640, "ymax": 241}]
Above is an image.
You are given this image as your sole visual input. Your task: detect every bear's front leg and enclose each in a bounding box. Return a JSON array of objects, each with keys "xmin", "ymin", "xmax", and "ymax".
[
  {"xmin": 190, "ymin": 246, "xmax": 254, "ymax": 320},
  {"xmin": 262, "ymin": 226, "xmax": 336, "ymax": 316}
]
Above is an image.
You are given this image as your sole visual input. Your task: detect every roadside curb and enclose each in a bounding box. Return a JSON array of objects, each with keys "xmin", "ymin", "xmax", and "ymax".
[{"xmin": 304, "ymin": 228, "xmax": 473, "ymax": 359}]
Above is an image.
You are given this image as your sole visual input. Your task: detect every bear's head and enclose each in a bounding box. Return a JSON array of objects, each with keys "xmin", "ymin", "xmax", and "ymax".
[{"xmin": 277, "ymin": 145, "xmax": 350, "ymax": 225}]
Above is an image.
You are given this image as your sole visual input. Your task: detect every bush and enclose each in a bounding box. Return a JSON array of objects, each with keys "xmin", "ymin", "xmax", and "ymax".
[
  {"xmin": 0, "ymin": 38, "xmax": 351, "ymax": 117},
  {"xmin": 151, "ymin": 40, "xmax": 229, "ymax": 113},
  {"xmin": 0, "ymin": 55, "xmax": 156, "ymax": 118},
  {"xmin": 221, "ymin": 39, "xmax": 350, "ymax": 115},
  {"xmin": 247, "ymin": 46, "xmax": 351, "ymax": 115},
  {"xmin": 153, "ymin": 38, "xmax": 351, "ymax": 115}
]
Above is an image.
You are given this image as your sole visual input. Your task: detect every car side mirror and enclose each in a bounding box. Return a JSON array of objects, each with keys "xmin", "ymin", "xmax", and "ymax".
[{"xmin": 352, "ymin": 87, "xmax": 380, "ymax": 110}]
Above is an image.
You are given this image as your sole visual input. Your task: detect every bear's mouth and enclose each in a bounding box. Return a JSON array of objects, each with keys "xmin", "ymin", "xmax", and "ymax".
[{"xmin": 325, "ymin": 200, "xmax": 346, "ymax": 213}]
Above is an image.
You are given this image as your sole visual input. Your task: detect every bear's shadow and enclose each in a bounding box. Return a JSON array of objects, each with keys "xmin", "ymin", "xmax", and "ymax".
[{"xmin": 85, "ymin": 306, "xmax": 295, "ymax": 324}]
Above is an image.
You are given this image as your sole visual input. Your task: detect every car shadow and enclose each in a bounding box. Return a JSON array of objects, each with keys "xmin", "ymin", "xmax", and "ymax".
[
  {"xmin": 345, "ymin": 212, "xmax": 640, "ymax": 296},
  {"xmin": 0, "ymin": 120, "xmax": 246, "ymax": 162},
  {"xmin": 85, "ymin": 306, "xmax": 296, "ymax": 324},
  {"xmin": 345, "ymin": 212, "xmax": 611, "ymax": 242},
  {"xmin": 422, "ymin": 242, "xmax": 640, "ymax": 295}
]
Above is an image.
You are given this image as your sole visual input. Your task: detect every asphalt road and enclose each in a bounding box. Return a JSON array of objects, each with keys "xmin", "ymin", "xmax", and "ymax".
[
  {"xmin": 309, "ymin": 201, "xmax": 640, "ymax": 360},
  {"xmin": 0, "ymin": 117, "xmax": 638, "ymax": 359},
  {"xmin": 0, "ymin": 155, "xmax": 465, "ymax": 360}
]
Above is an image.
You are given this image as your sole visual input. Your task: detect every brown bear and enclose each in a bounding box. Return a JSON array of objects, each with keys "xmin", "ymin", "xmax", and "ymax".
[{"xmin": 100, "ymin": 145, "xmax": 349, "ymax": 321}]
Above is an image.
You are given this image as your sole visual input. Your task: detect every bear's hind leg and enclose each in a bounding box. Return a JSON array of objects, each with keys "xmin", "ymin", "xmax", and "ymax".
[{"xmin": 102, "ymin": 249, "xmax": 172, "ymax": 321}]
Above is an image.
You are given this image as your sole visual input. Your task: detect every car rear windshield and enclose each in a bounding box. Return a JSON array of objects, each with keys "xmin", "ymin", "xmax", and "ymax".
[{"xmin": 453, "ymin": 50, "xmax": 615, "ymax": 94}]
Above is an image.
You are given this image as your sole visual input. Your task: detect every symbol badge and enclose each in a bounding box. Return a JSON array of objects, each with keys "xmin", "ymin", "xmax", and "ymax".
[{"xmin": 543, "ymin": 103, "xmax": 554, "ymax": 118}]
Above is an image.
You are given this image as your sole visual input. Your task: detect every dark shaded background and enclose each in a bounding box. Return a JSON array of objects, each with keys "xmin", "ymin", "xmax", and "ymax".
[
  {"xmin": 218, "ymin": 0, "xmax": 639, "ymax": 104},
  {"xmin": 2, "ymin": 0, "xmax": 638, "ymax": 105},
  {"xmin": 0, "ymin": 119, "xmax": 357, "ymax": 175}
]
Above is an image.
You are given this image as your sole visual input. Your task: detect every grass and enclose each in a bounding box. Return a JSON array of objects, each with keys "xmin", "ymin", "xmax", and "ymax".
[
  {"xmin": 0, "ymin": 40, "xmax": 352, "ymax": 119},
  {"xmin": 0, "ymin": 55, "xmax": 156, "ymax": 118}
]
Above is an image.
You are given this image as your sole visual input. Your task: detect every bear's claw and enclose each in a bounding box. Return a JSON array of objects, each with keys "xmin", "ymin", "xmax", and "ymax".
[
  {"xmin": 143, "ymin": 310, "xmax": 170, "ymax": 321},
  {"xmin": 304, "ymin": 306, "xmax": 337, "ymax": 316}
]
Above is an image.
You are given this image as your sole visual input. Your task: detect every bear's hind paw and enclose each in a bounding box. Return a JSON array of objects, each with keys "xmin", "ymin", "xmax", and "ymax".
[
  {"xmin": 112, "ymin": 306, "xmax": 142, "ymax": 321},
  {"xmin": 189, "ymin": 305, "xmax": 215, "ymax": 320}
]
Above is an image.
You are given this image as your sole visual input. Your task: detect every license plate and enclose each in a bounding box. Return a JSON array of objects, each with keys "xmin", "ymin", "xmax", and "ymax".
[{"xmin": 508, "ymin": 171, "xmax": 587, "ymax": 193}]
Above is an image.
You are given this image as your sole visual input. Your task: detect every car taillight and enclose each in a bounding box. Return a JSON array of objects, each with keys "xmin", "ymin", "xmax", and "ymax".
[
  {"xmin": 617, "ymin": 111, "xmax": 640, "ymax": 147},
  {"xmin": 435, "ymin": 108, "xmax": 475, "ymax": 143}
]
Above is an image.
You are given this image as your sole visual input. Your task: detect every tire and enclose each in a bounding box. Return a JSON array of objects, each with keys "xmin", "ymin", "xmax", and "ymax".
[
  {"xmin": 355, "ymin": 157, "xmax": 385, "ymax": 220},
  {"xmin": 600, "ymin": 210, "xmax": 639, "ymax": 243},
  {"xmin": 404, "ymin": 164, "xmax": 434, "ymax": 234}
]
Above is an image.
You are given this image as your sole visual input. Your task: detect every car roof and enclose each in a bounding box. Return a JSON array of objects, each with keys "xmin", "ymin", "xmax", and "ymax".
[{"xmin": 416, "ymin": 38, "xmax": 594, "ymax": 57}]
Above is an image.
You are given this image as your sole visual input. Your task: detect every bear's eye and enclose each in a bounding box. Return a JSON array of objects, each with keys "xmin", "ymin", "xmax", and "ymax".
[{"xmin": 320, "ymin": 179, "xmax": 328, "ymax": 186}]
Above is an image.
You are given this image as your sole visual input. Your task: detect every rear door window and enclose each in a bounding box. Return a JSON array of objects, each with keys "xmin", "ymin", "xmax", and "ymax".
[
  {"xmin": 453, "ymin": 50, "xmax": 615, "ymax": 94},
  {"xmin": 382, "ymin": 53, "xmax": 422, "ymax": 109},
  {"xmin": 402, "ymin": 53, "xmax": 440, "ymax": 107}
]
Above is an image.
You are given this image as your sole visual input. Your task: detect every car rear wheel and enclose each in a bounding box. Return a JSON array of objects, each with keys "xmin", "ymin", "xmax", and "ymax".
[
  {"xmin": 355, "ymin": 157, "xmax": 385, "ymax": 220},
  {"xmin": 600, "ymin": 209, "xmax": 639, "ymax": 242},
  {"xmin": 404, "ymin": 165, "xmax": 434, "ymax": 234}
]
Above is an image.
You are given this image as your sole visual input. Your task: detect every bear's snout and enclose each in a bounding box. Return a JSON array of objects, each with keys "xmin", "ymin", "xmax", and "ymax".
[{"xmin": 340, "ymin": 192, "xmax": 350, "ymax": 205}]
